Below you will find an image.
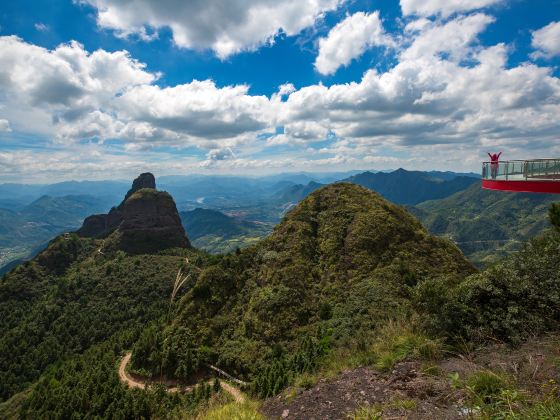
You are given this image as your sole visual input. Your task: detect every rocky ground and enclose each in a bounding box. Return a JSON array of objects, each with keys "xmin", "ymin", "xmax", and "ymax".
[
  {"xmin": 261, "ymin": 335, "xmax": 560, "ymax": 419},
  {"xmin": 261, "ymin": 363, "xmax": 464, "ymax": 420}
]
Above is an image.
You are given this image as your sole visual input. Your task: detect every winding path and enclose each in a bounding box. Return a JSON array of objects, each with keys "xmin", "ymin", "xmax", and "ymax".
[{"xmin": 118, "ymin": 352, "xmax": 245, "ymax": 403}]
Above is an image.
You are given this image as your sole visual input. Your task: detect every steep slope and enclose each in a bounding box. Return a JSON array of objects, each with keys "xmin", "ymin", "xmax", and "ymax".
[
  {"xmin": 130, "ymin": 183, "xmax": 474, "ymax": 386},
  {"xmin": 0, "ymin": 195, "xmax": 113, "ymax": 270},
  {"xmin": 344, "ymin": 169, "xmax": 479, "ymax": 205},
  {"xmin": 412, "ymin": 183, "xmax": 557, "ymax": 266},
  {"xmin": 0, "ymin": 173, "xmax": 198, "ymax": 405},
  {"xmin": 78, "ymin": 173, "xmax": 190, "ymax": 253}
]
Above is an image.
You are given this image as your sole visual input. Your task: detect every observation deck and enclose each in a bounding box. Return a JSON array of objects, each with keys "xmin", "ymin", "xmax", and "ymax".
[{"xmin": 482, "ymin": 159, "xmax": 560, "ymax": 194}]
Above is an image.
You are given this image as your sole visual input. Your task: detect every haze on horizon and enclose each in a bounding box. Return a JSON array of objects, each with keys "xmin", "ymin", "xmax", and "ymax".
[{"xmin": 0, "ymin": 0, "xmax": 559, "ymax": 183}]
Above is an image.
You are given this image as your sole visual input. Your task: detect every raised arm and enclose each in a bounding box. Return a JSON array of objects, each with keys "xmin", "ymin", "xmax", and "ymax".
[
  {"xmin": 487, "ymin": 152, "xmax": 492, "ymax": 159},
  {"xmin": 497, "ymin": 152, "xmax": 502, "ymax": 158}
]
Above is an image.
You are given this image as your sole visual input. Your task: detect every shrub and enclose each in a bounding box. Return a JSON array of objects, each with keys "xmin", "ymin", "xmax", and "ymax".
[{"xmin": 550, "ymin": 203, "xmax": 560, "ymax": 231}]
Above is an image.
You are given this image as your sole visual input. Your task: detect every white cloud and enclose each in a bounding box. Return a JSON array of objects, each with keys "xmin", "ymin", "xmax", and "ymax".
[
  {"xmin": 0, "ymin": 119, "xmax": 10, "ymax": 132},
  {"xmin": 314, "ymin": 11, "xmax": 394, "ymax": 75},
  {"xmin": 116, "ymin": 81, "xmax": 272, "ymax": 141},
  {"xmin": 0, "ymin": 36, "xmax": 154, "ymax": 112},
  {"xmin": 81, "ymin": 0, "xmax": 342, "ymax": 58},
  {"xmin": 400, "ymin": 0, "xmax": 502, "ymax": 17},
  {"xmin": 280, "ymin": 33, "xmax": 560, "ymax": 157},
  {"xmin": 401, "ymin": 13, "xmax": 494, "ymax": 61},
  {"xmin": 2, "ymin": 11, "xmax": 560, "ymax": 180},
  {"xmin": 0, "ymin": 36, "xmax": 275, "ymax": 150},
  {"xmin": 531, "ymin": 21, "xmax": 560, "ymax": 59}
]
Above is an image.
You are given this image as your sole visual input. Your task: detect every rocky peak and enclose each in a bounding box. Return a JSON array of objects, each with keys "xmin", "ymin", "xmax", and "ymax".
[
  {"xmin": 77, "ymin": 173, "xmax": 190, "ymax": 253},
  {"xmin": 122, "ymin": 172, "xmax": 156, "ymax": 204}
]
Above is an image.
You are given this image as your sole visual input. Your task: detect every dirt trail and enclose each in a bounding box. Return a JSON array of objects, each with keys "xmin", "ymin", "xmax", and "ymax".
[{"xmin": 118, "ymin": 352, "xmax": 245, "ymax": 402}]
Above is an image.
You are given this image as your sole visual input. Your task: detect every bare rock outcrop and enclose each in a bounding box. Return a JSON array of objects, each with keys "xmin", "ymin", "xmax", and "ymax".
[{"xmin": 77, "ymin": 173, "xmax": 189, "ymax": 253}]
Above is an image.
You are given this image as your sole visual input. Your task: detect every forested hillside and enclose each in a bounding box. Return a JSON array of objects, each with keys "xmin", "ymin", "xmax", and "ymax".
[
  {"xmin": 180, "ymin": 208, "xmax": 272, "ymax": 254},
  {"xmin": 411, "ymin": 183, "xmax": 557, "ymax": 266},
  {"xmin": 129, "ymin": 183, "xmax": 475, "ymax": 393},
  {"xmin": 1, "ymin": 179, "xmax": 559, "ymax": 419}
]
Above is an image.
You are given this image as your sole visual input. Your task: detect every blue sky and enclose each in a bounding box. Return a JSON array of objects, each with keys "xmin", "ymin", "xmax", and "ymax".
[{"xmin": 0, "ymin": 0, "xmax": 559, "ymax": 181}]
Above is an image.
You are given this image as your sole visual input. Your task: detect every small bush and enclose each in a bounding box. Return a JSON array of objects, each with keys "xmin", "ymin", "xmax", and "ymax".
[
  {"xmin": 467, "ymin": 371, "xmax": 509, "ymax": 401},
  {"xmin": 372, "ymin": 320, "xmax": 443, "ymax": 371},
  {"xmin": 549, "ymin": 203, "xmax": 560, "ymax": 231},
  {"xmin": 349, "ymin": 405, "xmax": 382, "ymax": 420}
]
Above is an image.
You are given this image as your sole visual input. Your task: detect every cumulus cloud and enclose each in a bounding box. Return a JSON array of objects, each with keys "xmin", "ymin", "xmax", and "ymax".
[
  {"xmin": 280, "ymin": 34, "xmax": 560, "ymax": 157},
  {"xmin": 402, "ymin": 13, "xmax": 494, "ymax": 61},
  {"xmin": 0, "ymin": 36, "xmax": 154, "ymax": 114},
  {"xmin": 400, "ymin": 0, "xmax": 502, "ymax": 17},
  {"xmin": 314, "ymin": 11, "xmax": 394, "ymax": 75},
  {"xmin": 81, "ymin": 0, "xmax": 342, "ymax": 58},
  {"xmin": 0, "ymin": 36, "xmax": 276, "ymax": 149},
  {"xmin": 531, "ymin": 21, "xmax": 560, "ymax": 59},
  {"xmin": 0, "ymin": 119, "xmax": 11, "ymax": 132},
  {"xmin": 2, "ymin": 10, "xmax": 560, "ymax": 179},
  {"xmin": 116, "ymin": 81, "xmax": 272, "ymax": 140}
]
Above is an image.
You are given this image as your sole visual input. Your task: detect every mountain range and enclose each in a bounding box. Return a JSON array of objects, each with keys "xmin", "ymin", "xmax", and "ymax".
[{"xmin": 1, "ymin": 173, "xmax": 558, "ymax": 419}]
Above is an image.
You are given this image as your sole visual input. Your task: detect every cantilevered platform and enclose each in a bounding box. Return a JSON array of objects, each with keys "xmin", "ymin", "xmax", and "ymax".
[{"xmin": 482, "ymin": 159, "xmax": 560, "ymax": 194}]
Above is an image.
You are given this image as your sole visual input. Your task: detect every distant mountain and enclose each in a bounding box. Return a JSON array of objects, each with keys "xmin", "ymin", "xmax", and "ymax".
[
  {"xmin": 0, "ymin": 181, "xmax": 127, "ymax": 205},
  {"xmin": 180, "ymin": 208, "xmax": 272, "ymax": 254},
  {"xmin": 0, "ymin": 194, "xmax": 114, "ymax": 271},
  {"xmin": 343, "ymin": 169, "xmax": 479, "ymax": 205},
  {"xmin": 411, "ymin": 183, "xmax": 558, "ymax": 266},
  {"xmin": 272, "ymin": 181, "xmax": 324, "ymax": 204},
  {"xmin": 426, "ymin": 170, "xmax": 480, "ymax": 181}
]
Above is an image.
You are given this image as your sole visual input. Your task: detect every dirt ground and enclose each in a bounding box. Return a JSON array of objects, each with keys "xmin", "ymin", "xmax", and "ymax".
[
  {"xmin": 261, "ymin": 362, "xmax": 464, "ymax": 419},
  {"xmin": 260, "ymin": 335, "xmax": 560, "ymax": 419}
]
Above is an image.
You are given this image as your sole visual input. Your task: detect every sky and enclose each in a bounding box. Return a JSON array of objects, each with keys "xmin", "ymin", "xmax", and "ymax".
[{"xmin": 0, "ymin": 0, "xmax": 559, "ymax": 182}]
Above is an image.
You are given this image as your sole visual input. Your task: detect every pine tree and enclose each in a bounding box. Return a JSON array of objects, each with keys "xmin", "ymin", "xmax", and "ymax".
[{"xmin": 213, "ymin": 377, "xmax": 221, "ymax": 393}]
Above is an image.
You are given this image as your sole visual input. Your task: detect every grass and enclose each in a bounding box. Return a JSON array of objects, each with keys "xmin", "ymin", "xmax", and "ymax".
[
  {"xmin": 197, "ymin": 400, "xmax": 264, "ymax": 420},
  {"xmin": 288, "ymin": 318, "xmax": 444, "ymax": 393},
  {"xmin": 348, "ymin": 398, "xmax": 417, "ymax": 420},
  {"xmin": 371, "ymin": 319, "xmax": 443, "ymax": 371},
  {"xmin": 348, "ymin": 405, "xmax": 382, "ymax": 420}
]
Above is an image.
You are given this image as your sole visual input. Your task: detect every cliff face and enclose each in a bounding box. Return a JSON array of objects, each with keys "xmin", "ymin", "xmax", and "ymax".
[{"xmin": 77, "ymin": 173, "xmax": 189, "ymax": 253}]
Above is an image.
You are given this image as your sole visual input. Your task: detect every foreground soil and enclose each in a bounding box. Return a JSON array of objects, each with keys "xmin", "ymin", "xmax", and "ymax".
[
  {"xmin": 261, "ymin": 335, "xmax": 560, "ymax": 419},
  {"xmin": 261, "ymin": 362, "xmax": 463, "ymax": 420}
]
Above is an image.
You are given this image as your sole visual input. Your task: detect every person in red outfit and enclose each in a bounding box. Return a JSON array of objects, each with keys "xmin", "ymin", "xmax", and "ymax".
[{"xmin": 488, "ymin": 152, "xmax": 502, "ymax": 179}]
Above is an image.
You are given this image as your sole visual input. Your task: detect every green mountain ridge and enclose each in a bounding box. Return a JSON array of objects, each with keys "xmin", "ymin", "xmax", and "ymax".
[
  {"xmin": 1, "ymin": 175, "xmax": 559, "ymax": 419},
  {"xmin": 343, "ymin": 169, "xmax": 480, "ymax": 205},
  {"xmin": 129, "ymin": 183, "xmax": 475, "ymax": 384}
]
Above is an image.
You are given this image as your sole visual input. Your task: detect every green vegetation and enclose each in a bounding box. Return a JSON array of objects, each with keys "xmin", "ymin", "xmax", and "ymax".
[
  {"xmin": 415, "ymin": 230, "xmax": 560, "ymax": 344},
  {"xmin": 412, "ymin": 183, "xmax": 557, "ymax": 266},
  {"xmin": 198, "ymin": 400, "xmax": 264, "ymax": 420},
  {"xmin": 550, "ymin": 203, "xmax": 560, "ymax": 231},
  {"xmin": 130, "ymin": 183, "xmax": 474, "ymax": 399},
  {"xmin": 1, "ymin": 181, "xmax": 559, "ymax": 418},
  {"xmin": 0, "ymin": 232, "xmax": 204, "ymax": 402}
]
